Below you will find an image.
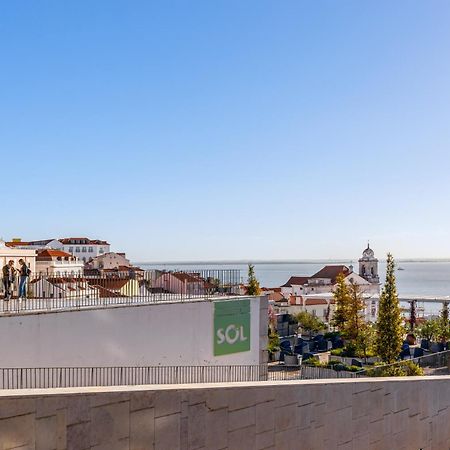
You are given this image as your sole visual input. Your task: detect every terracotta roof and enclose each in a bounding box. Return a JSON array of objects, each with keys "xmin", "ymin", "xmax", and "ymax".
[
  {"xmin": 268, "ymin": 292, "xmax": 285, "ymax": 302},
  {"xmin": 86, "ymin": 279, "xmax": 131, "ymax": 290},
  {"xmin": 281, "ymin": 276, "xmax": 309, "ymax": 288},
  {"xmin": 171, "ymin": 272, "xmax": 204, "ymax": 283},
  {"xmin": 261, "ymin": 287, "xmax": 281, "ymax": 293},
  {"xmin": 6, "ymin": 241, "xmax": 31, "ymax": 247},
  {"xmin": 304, "ymin": 299, "xmax": 328, "ymax": 306},
  {"xmin": 91, "ymin": 285, "xmax": 125, "ymax": 298},
  {"xmin": 102, "ymin": 266, "xmax": 144, "ymax": 273},
  {"xmin": 36, "ymin": 249, "xmax": 74, "ymax": 259},
  {"xmin": 31, "ymin": 276, "xmax": 85, "ymax": 284},
  {"xmin": 304, "ymin": 298, "xmax": 336, "ymax": 306},
  {"xmin": 59, "ymin": 238, "xmax": 110, "ymax": 245},
  {"xmin": 311, "ymin": 265, "xmax": 350, "ymax": 284}
]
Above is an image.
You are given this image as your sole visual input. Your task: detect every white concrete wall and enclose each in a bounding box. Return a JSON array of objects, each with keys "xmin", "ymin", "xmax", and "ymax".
[
  {"xmin": 0, "ymin": 376, "xmax": 448, "ymax": 450},
  {"xmin": 0, "ymin": 296, "xmax": 266, "ymax": 367}
]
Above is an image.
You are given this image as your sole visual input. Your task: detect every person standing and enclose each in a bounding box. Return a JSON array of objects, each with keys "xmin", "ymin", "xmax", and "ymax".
[
  {"xmin": 18, "ymin": 259, "xmax": 30, "ymax": 300},
  {"xmin": 2, "ymin": 260, "xmax": 16, "ymax": 301}
]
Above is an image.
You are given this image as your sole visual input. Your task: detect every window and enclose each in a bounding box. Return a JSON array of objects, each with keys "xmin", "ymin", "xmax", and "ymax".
[
  {"xmin": 88, "ymin": 247, "xmax": 93, "ymax": 253},
  {"xmin": 75, "ymin": 247, "xmax": 80, "ymax": 252},
  {"xmin": 69, "ymin": 247, "xmax": 74, "ymax": 253},
  {"xmin": 82, "ymin": 247, "xmax": 87, "ymax": 253},
  {"xmin": 99, "ymin": 248, "xmax": 104, "ymax": 254}
]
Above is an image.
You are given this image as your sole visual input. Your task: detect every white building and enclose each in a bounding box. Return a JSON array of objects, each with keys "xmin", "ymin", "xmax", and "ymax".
[
  {"xmin": 89, "ymin": 252, "xmax": 131, "ymax": 270},
  {"xmin": 285, "ymin": 292, "xmax": 379, "ymax": 323},
  {"xmin": 281, "ymin": 265, "xmax": 377, "ymax": 297},
  {"xmin": 59, "ymin": 238, "xmax": 110, "ymax": 263},
  {"xmin": 30, "ymin": 277, "xmax": 98, "ymax": 299},
  {"xmin": 35, "ymin": 249, "xmax": 84, "ymax": 276},
  {"xmin": 277, "ymin": 245, "xmax": 381, "ymax": 322},
  {"xmin": 7, "ymin": 237, "xmax": 111, "ymax": 263}
]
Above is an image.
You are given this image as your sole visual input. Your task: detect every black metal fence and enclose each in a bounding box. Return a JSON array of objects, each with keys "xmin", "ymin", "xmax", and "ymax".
[
  {"xmin": 0, "ymin": 365, "xmax": 267, "ymax": 389},
  {"xmin": 359, "ymin": 350, "xmax": 450, "ymax": 377},
  {"xmin": 0, "ymin": 269, "xmax": 241, "ymax": 315},
  {"xmin": 267, "ymin": 365, "xmax": 363, "ymax": 381}
]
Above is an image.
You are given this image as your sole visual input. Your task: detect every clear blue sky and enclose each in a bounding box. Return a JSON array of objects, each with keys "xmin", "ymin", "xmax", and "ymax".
[{"xmin": 1, "ymin": 1, "xmax": 450, "ymax": 261}]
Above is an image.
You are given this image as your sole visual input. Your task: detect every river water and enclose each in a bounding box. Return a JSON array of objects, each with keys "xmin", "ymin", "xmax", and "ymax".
[{"xmin": 140, "ymin": 260, "xmax": 450, "ymax": 315}]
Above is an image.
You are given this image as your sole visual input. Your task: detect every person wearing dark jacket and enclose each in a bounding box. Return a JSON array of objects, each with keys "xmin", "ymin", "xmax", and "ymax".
[
  {"xmin": 18, "ymin": 259, "xmax": 30, "ymax": 300},
  {"xmin": 2, "ymin": 260, "xmax": 16, "ymax": 300}
]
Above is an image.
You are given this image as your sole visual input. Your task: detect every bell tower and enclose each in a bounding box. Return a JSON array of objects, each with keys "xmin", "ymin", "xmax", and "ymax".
[{"xmin": 359, "ymin": 242, "xmax": 379, "ymax": 284}]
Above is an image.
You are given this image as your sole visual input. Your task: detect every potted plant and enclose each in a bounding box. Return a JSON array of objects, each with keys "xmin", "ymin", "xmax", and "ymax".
[{"xmin": 268, "ymin": 331, "xmax": 281, "ymax": 361}]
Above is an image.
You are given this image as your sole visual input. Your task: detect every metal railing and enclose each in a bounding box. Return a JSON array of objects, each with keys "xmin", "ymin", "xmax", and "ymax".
[
  {"xmin": 0, "ymin": 365, "xmax": 267, "ymax": 389},
  {"xmin": 360, "ymin": 350, "xmax": 450, "ymax": 377},
  {"xmin": 0, "ymin": 269, "xmax": 241, "ymax": 315},
  {"xmin": 267, "ymin": 365, "xmax": 363, "ymax": 381}
]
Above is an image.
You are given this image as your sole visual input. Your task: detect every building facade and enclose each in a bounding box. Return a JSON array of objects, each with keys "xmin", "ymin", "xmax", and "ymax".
[
  {"xmin": 35, "ymin": 250, "xmax": 84, "ymax": 276},
  {"xmin": 88, "ymin": 252, "xmax": 131, "ymax": 270},
  {"xmin": 59, "ymin": 238, "xmax": 110, "ymax": 262},
  {"xmin": 6, "ymin": 237, "xmax": 111, "ymax": 263}
]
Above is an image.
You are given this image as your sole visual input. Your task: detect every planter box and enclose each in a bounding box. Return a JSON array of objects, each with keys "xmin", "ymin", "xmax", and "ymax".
[{"xmin": 284, "ymin": 355, "xmax": 300, "ymax": 367}]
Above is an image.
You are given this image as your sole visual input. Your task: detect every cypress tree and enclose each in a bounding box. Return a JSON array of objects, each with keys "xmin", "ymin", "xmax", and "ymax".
[
  {"xmin": 247, "ymin": 264, "xmax": 261, "ymax": 296},
  {"xmin": 375, "ymin": 253, "xmax": 403, "ymax": 364},
  {"xmin": 332, "ymin": 273, "xmax": 350, "ymax": 333},
  {"xmin": 346, "ymin": 281, "xmax": 366, "ymax": 341}
]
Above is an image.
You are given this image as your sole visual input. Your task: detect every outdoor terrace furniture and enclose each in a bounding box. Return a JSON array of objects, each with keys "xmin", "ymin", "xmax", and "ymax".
[
  {"xmin": 294, "ymin": 342, "xmax": 310, "ymax": 355},
  {"xmin": 400, "ymin": 344, "xmax": 410, "ymax": 360},
  {"xmin": 313, "ymin": 334, "xmax": 324, "ymax": 342},
  {"xmin": 420, "ymin": 339, "xmax": 430, "ymax": 350},
  {"xmin": 332, "ymin": 338, "xmax": 344, "ymax": 349},
  {"xmin": 429, "ymin": 342, "xmax": 445, "ymax": 353},
  {"xmin": 302, "ymin": 352, "xmax": 315, "ymax": 361},
  {"xmin": 413, "ymin": 347, "xmax": 424, "ymax": 358},
  {"xmin": 351, "ymin": 359, "xmax": 363, "ymax": 368},
  {"xmin": 280, "ymin": 340, "xmax": 294, "ymax": 362},
  {"xmin": 294, "ymin": 344, "xmax": 304, "ymax": 354},
  {"xmin": 317, "ymin": 340, "xmax": 329, "ymax": 352},
  {"xmin": 308, "ymin": 341, "xmax": 318, "ymax": 352}
]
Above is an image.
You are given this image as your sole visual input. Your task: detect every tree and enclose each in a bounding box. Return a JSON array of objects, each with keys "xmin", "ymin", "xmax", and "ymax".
[
  {"xmin": 332, "ymin": 273, "xmax": 350, "ymax": 332},
  {"xmin": 332, "ymin": 274, "xmax": 366, "ymax": 342},
  {"xmin": 438, "ymin": 302, "xmax": 450, "ymax": 342},
  {"xmin": 417, "ymin": 319, "xmax": 440, "ymax": 342},
  {"xmin": 246, "ymin": 264, "xmax": 261, "ymax": 296},
  {"xmin": 296, "ymin": 311, "xmax": 325, "ymax": 339},
  {"xmin": 375, "ymin": 253, "xmax": 403, "ymax": 364},
  {"xmin": 356, "ymin": 323, "xmax": 376, "ymax": 362},
  {"xmin": 345, "ymin": 281, "xmax": 367, "ymax": 341}
]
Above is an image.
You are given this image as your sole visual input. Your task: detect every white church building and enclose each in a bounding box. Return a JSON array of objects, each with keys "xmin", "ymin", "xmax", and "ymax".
[{"xmin": 278, "ymin": 244, "xmax": 381, "ymax": 322}]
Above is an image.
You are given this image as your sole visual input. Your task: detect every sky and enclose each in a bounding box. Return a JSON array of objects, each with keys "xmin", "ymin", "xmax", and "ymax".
[{"xmin": 1, "ymin": 1, "xmax": 450, "ymax": 262}]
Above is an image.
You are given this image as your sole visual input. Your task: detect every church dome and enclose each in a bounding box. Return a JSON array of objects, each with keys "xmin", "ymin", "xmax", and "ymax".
[{"xmin": 362, "ymin": 244, "xmax": 375, "ymax": 259}]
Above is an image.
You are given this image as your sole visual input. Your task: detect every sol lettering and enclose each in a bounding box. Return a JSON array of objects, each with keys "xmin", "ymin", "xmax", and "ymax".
[{"xmin": 216, "ymin": 324, "xmax": 248, "ymax": 345}]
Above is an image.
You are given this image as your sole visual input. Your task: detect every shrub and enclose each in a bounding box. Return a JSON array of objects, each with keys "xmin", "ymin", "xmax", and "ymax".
[
  {"xmin": 268, "ymin": 331, "xmax": 280, "ymax": 354},
  {"xmin": 365, "ymin": 361, "xmax": 424, "ymax": 377},
  {"xmin": 330, "ymin": 348, "xmax": 344, "ymax": 356}
]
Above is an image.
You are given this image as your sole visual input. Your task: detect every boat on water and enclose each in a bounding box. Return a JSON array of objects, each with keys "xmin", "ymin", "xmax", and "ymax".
[{"xmin": 398, "ymin": 267, "xmax": 405, "ymax": 271}]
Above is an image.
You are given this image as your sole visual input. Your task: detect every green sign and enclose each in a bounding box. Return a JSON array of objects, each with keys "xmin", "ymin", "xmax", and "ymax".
[{"xmin": 214, "ymin": 299, "xmax": 251, "ymax": 356}]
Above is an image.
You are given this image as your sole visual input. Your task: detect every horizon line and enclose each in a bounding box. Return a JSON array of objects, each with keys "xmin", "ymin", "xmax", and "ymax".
[{"xmin": 133, "ymin": 258, "xmax": 450, "ymax": 265}]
